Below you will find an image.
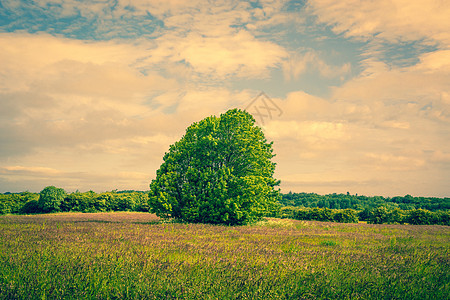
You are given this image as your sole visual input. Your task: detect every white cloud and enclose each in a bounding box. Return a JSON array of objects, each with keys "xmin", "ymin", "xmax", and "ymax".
[
  {"xmin": 115, "ymin": 0, "xmax": 205, "ymax": 17},
  {"xmin": 0, "ymin": 164, "xmax": 151, "ymax": 192},
  {"xmin": 363, "ymin": 152, "xmax": 426, "ymax": 171},
  {"xmin": 262, "ymin": 58, "xmax": 450, "ymax": 195},
  {"xmin": 333, "ymin": 49, "xmax": 450, "ymax": 126},
  {"xmin": 179, "ymin": 31, "xmax": 287, "ymax": 79},
  {"xmin": 142, "ymin": 30, "xmax": 287, "ymax": 80},
  {"xmin": 0, "ymin": 31, "xmax": 262, "ymax": 191},
  {"xmin": 1, "ymin": 1, "xmax": 449, "ymax": 196},
  {"xmin": 414, "ymin": 49, "xmax": 450, "ymax": 71},
  {"xmin": 265, "ymin": 120, "xmax": 347, "ymax": 146},
  {"xmin": 1, "ymin": 166, "xmax": 61, "ymax": 175},
  {"xmin": 0, "ymin": 33, "xmax": 169, "ymax": 93},
  {"xmin": 283, "ymin": 51, "xmax": 351, "ymax": 80},
  {"xmin": 0, "ymin": 33, "xmax": 178, "ymax": 160},
  {"xmin": 308, "ymin": 0, "xmax": 450, "ymax": 45}
]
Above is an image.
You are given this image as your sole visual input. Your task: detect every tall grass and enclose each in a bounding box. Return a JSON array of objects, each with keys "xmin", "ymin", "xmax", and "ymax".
[{"xmin": 1, "ymin": 213, "xmax": 449, "ymax": 299}]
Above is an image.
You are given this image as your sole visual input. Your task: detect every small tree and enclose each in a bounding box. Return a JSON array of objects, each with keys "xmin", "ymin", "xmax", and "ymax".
[
  {"xmin": 38, "ymin": 186, "xmax": 66, "ymax": 213},
  {"xmin": 367, "ymin": 206, "xmax": 389, "ymax": 224},
  {"xmin": 406, "ymin": 209, "xmax": 433, "ymax": 225},
  {"xmin": 149, "ymin": 109, "xmax": 280, "ymax": 225},
  {"xmin": 19, "ymin": 200, "xmax": 40, "ymax": 214},
  {"xmin": 387, "ymin": 208, "xmax": 405, "ymax": 224},
  {"xmin": 333, "ymin": 209, "xmax": 359, "ymax": 223}
]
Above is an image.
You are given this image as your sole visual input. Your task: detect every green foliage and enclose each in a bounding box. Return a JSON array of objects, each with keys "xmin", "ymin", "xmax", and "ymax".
[
  {"xmin": 133, "ymin": 193, "xmax": 151, "ymax": 212},
  {"xmin": 62, "ymin": 191, "xmax": 98, "ymax": 212},
  {"xmin": 435, "ymin": 210, "xmax": 450, "ymax": 226},
  {"xmin": 306, "ymin": 207, "xmax": 335, "ymax": 222},
  {"xmin": 60, "ymin": 191, "xmax": 149, "ymax": 213},
  {"xmin": 280, "ymin": 206, "xmax": 449, "ymax": 226},
  {"xmin": 279, "ymin": 207, "xmax": 359, "ymax": 223},
  {"xmin": 281, "ymin": 192, "xmax": 450, "ymax": 211},
  {"xmin": 367, "ymin": 206, "xmax": 390, "ymax": 224},
  {"xmin": 358, "ymin": 207, "xmax": 372, "ymax": 221},
  {"xmin": 38, "ymin": 186, "xmax": 67, "ymax": 213},
  {"xmin": 406, "ymin": 209, "xmax": 435, "ymax": 225},
  {"xmin": 0, "ymin": 189, "xmax": 150, "ymax": 215},
  {"xmin": 0, "ymin": 192, "xmax": 39, "ymax": 214},
  {"xmin": 149, "ymin": 109, "xmax": 280, "ymax": 225},
  {"xmin": 0, "ymin": 184, "xmax": 447, "ymax": 227},
  {"xmin": 387, "ymin": 208, "xmax": 406, "ymax": 224},
  {"xmin": 363, "ymin": 207, "xmax": 449, "ymax": 226},
  {"xmin": 19, "ymin": 200, "xmax": 40, "ymax": 214},
  {"xmin": 333, "ymin": 209, "xmax": 359, "ymax": 223}
]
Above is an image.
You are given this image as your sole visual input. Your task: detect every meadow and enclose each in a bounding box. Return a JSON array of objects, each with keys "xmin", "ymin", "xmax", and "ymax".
[{"xmin": 0, "ymin": 212, "xmax": 449, "ymax": 299}]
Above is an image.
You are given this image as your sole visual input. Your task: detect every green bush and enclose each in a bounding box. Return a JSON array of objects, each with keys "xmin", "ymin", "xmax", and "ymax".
[
  {"xmin": 290, "ymin": 207, "xmax": 359, "ymax": 223},
  {"xmin": 406, "ymin": 209, "xmax": 434, "ymax": 225},
  {"xmin": 19, "ymin": 200, "xmax": 41, "ymax": 214},
  {"xmin": 435, "ymin": 210, "xmax": 450, "ymax": 226},
  {"xmin": 367, "ymin": 206, "xmax": 390, "ymax": 224},
  {"xmin": 333, "ymin": 209, "xmax": 359, "ymax": 223},
  {"xmin": 387, "ymin": 208, "xmax": 406, "ymax": 224},
  {"xmin": 308, "ymin": 207, "xmax": 334, "ymax": 222},
  {"xmin": 38, "ymin": 186, "xmax": 67, "ymax": 213},
  {"xmin": 279, "ymin": 206, "xmax": 298, "ymax": 219}
]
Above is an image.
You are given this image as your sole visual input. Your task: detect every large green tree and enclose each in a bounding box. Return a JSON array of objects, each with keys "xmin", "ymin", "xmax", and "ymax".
[
  {"xmin": 38, "ymin": 186, "xmax": 67, "ymax": 213},
  {"xmin": 149, "ymin": 109, "xmax": 280, "ymax": 225}
]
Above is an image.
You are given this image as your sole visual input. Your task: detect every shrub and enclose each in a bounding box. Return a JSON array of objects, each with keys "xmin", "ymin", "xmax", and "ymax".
[
  {"xmin": 435, "ymin": 210, "xmax": 450, "ymax": 226},
  {"xmin": 19, "ymin": 200, "xmax": 41, "ymax": 214},
  {"xmin": 367, "ymin": 206, "xmax": 390, "ymax": 224},
  {"xmin": 333, "ymin": 209, "xmax": 359, "ymax": 223},
  {"xmin": 38, "ymin": 186, "xmax": 66, "ymax": 213},
  {"xmin": 406, "ymin": 209, "xmax": 434, "ymax": 225},
  {"xmin": 387, "ymin": 208, "xmax": 406, "ymax": 224}
]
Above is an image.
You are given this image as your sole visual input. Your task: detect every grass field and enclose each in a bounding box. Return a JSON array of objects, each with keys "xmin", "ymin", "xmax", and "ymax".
[{"xmin": 0, "ymin": 212, "xmax": 449, "ymax": 299}]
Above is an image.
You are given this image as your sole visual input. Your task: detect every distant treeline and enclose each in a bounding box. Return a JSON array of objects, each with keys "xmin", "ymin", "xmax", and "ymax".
[
  {"xmin": 1, "ymin": 188, "xmax": 449, "ymax": 225},
  {"xmin": 281, "ymin": 192, "xmax": 450, "ymax": 211},
  {"xmin": 276, "ymin": 206, "xmax": 450, "ymax": 226},
  {"xmin": 0, "ymin": 189, "xmax": 149, "ymax": 215}
]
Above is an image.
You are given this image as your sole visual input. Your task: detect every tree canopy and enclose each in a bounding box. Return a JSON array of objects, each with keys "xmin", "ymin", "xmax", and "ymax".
[
  {"xmin": 38, "ymin": 186, "xmax": 67, "ymax": 213},
  {"xmin": 148, "ymin": 109, "xmax": 280, "ymax": 225}
]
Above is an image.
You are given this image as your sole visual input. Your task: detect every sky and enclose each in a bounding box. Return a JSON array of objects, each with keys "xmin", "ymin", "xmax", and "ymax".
[{"xmin": 0, "ymin": 0, "xmax": 449, "ymax": 197}]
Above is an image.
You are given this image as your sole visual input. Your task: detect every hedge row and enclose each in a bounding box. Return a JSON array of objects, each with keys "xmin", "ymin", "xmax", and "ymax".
[
  {"xmin": 1, "ymin": 187, "xmax": 449, "ymax": 226},
  {"xmin": 0, "ymin": 188, "xmax": 149, "ymax": 215},
  {"xmin": 278, "ymin": 206, "xmax": 450, "ymax": 225}
]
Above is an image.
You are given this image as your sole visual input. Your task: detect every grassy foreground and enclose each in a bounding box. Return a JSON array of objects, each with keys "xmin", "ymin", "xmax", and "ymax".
[{"xmin": 0, "ymin": 213, "xmax": 448, "ymax": 299}]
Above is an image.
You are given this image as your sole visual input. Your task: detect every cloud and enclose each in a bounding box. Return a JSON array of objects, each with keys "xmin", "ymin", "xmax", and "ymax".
[
  {"xmin": 1, "ymin": 1, "xmax": 290, "ymax": 81},
  {"xmin": 1, "ymin": 1, "xmax": 449, "ymax": 197},
  {"xmin": 1, "ymin": 0, "xmax": 296, "ymax": 43},
  {"xmin": 363, "ymin": 152, "xmax": 426, "ymax": 171},
  {"xmin": 430, "ymin": 150, "xmax": 450, "ymax": 165},
  {"xmin": 177, "ymin": 31, "xmax": 287, "ymax": 79},
  {"xmin": 260, "ymin": 69, "xmax": 449, "ymax": 196},
  {"xmin": 1, "ymin": 166, "xmax": 61, "ymax": 175},
  {"xmin": 332, "ymin": 49, "xmax": 450, "ymax": 125},
  {"xmin": 115, "ymin": 0, "xmax": 205, "ymax": 17},
  {"xmin": 415, "ymin": 49, "xmax": 450, "ymax": 71},
  {"xmin": 0, "ymin": 32, "xmax": 266, "ymax": 152},
  {"xmin": 308, "ymin": 0, "xmax": 450, "ymax": 45},
  {"xmin": 0, "ymin": 32, "xmax": 265, "ymax": 191},
  {"xmin": 283, "ymin": 51, "xmax": 351, "ymax": 80},
  {"xmin": 265, "ymin": 120, "xmax": 347, "ymax": 150},
  {"xmin": 0, "ymin": 32, "xmax": 169, "ymax": 92},
  {"xmin": 0, "ymin": 32, "xmax": 179, "ymax": 154},
  {"xmin": 0, "ymin": 165, "xmax": 151, "ymax": 192},
  {"xmin": 141, "ymin": 30, "xmax": 287, "ymax": 81},
  {"xmin": 0, "ymin": 0, "xmax": 165, "ymax": 39}
]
